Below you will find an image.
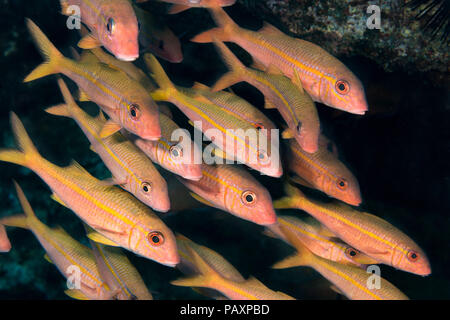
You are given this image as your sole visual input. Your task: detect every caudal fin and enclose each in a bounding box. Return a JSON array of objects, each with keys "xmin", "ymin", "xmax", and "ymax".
[
  {"xmin": 0, "ymin": 181, "xmax": 38, "ymax": 230},
  {"xmin": 24, "ymin": 19, "xmax": 64, "ymax": 82},
  {"xmin": 272, "ymin": 182, "xmax": 306, "ymax": 210},
  {"xmin": 170, "ymin": 241, "xmax": 221, "ymax": 289},
  {"xmin": 143, "ymin": 53, "xmax": 175, "ymax": 101},
  {"xmin": 45, "ymin": 78, "xmax": 81, "ymax": 119},
  {"xmin": 191, "ymin": 7, "xmax": 237, "ymax": 43},
  {"xmin": 0, "ymin": 112, "xmax": 41, "ymax": 169},
  {"xmin": 211, "ymin": 41, "xmax": 246, "ymax": 92}
]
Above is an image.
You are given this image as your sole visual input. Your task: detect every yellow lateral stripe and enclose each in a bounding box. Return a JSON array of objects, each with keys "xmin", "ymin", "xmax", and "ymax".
[
  {"xmin": 314, "ymin": 258, "xmax": 383, "ymax": 300},
  {"xmin": 291, "ymin": 143, "xmax": 337, "ymax": 182},
  {"xmin": 202, "ymin": 170, "xmax": 241, "ymax": 195},
  {"xmin": 173, "ymin": 93, "xmax": 257, "ymax": 155},
  {"xmin": 307, "ymin": 201, "xmax": 409, "ymax": 257},
  {"xmin": 41, "ymin": 231, "xmax": 104, "ymax": 286},
  {"xmin": 278, "ymin": 218, "xmax": 347, "ymax": 253},
  {"xmin": 246, "ymin": 35, "xmax": 348, "ymax": 104},
  {"xmin": 247, "ymin": 72, "xmax": 298, "ymax": 125},
  {"xmin": 95, "ymin": 243, "xmax": 132, "ymax": 298}
]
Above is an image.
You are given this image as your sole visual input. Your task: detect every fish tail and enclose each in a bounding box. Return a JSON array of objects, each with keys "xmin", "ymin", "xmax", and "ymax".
[
  {"xmin": 45, "ymin": 78, "xmax": 80, "ymax": 119},
  {"xmin": 24, "ymin": 19, "xmax": 65, "ymax": 82},
  {"xmin": 0, "ymin": 215, "xmax": 29, "ymax": 230},
  {"xmin": 273, "ymin": 182, "xmax": 306, "ymax": 210},
  {"xmin": 191, "ymin": 7, "xmax": 237, "ymax": 43},
  {"xmin": 0, "ymin": 113, "xmax": 41, "ymax": 169},
  {"xmin": 144, "ymin": 53, "xmax": 175, "ymax": 101},
  {"xmin": 211, "ymin": 41, "xmax": 246, "ymax": 92},
  {"xmin": 170, "ymin": 243, "xmax": 220, "ymax": 289},
  {"xmin": 272, "ymin": 224, "xmax": 315, "ymax": 269},
  {"xmin": 12, "ymin": 181, "xmax": 39, "ymax": 226}
]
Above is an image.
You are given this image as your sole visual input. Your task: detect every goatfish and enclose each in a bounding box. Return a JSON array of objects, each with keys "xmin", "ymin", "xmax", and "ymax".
[
  {"xmin": 171, "ymin": 235, "xmax": 295, "ymax": 300},
  {"xmin": 123, "ymin": 113, "xmax": 203, "ymax": 181},
  {"xmin": 46, "ymin": 79, "xmax": 170, "ymax": 212},
  {"xmin": 132, "ymin": 4, "xmax": 183, "ymax": 63},
  {"xmin": 192, "ymin": 8, "xmax": 368, "ymax": 115},
  {"xmin": 87, "ymin": 227, "xmax": 153, "ymax": 300},
  {"xmin": 212, "ymin": 40, "xmax": 320, "ymax": 154},
  {"xmin": 24, "ymin": 19, "xmax": 161, "ymax": 141},
  {"xmin": 287, "ymin": 135, "xmax": 362, "ymax": 206},
  {"xmin": 265, "ymin": 216, "xmax": 379, "ymax": 267},
  {"xmin": 0, "ymin": 113, "xmax": 179, "ymax": 267},
  {"xmin": 182, "ymin": 82, "xmax": 277, "ymax": 142},
  {"xmin": 179, "ymin": 163, "xmax": 277, "ymax": 226},
  {"xmin": 136, "ymin": 0, "xmax": 236, "ymax": 14},
  {"xmin": 60, "ymin": 0, "xmax": 139, "ymax": 61},
  {"xmin": 273, "ymin": 183, "xmax": 431, "ymax": 276},
  {"xmin": 0, "ymin": 181, "xmax": 115, "ymax": 300},
  {"xmin": 145, "ymin": 53, "xmax": 283, "ymax": 177},
  {"xmin": 176, "ymin": 234, "xmax": 244, "ymax": 299},
  {"xmin": 0, "ymin": 224, "xmax": 11, "ymax": 252},
  {"xmin": 272, "ymin": 223, "xmax": 409, "ymax": 300}
]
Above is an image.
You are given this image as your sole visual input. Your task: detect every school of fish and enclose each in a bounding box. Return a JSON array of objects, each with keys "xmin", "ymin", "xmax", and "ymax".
[{"xmin": 0, "ymin": 1, "xmax": 431, "ymax": 300}]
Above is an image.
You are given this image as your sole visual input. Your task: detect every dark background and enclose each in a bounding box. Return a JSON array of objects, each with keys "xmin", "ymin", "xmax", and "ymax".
[{"xmin": 0, "ymin": 1, "xmax": 449, "ymax": 299}]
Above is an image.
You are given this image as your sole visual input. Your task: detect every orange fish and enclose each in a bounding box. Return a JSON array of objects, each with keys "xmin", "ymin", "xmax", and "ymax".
[
  {"xmin": 146, "ymin": 53, "xmax": 283, "ymax": 178},
  {"xmin": 179, "ymin": 163, "xmax": 277, "ymax": 226},
  {"xmin": 0, "ymin": 224, "xmax": 11, "ymax": 252},
  {"xmin": 272, "ymin": 223, "xmax": 409, "ymax": 300},
  {"xmin": 137, "ymin": 0, "xmax": 236, "ymax": 14},
  {"xmin": 1, "ymin": 182, "xmax": 115, "ymax": 300},
  {"xmin": 171, "ymin": 234, "xmax": 294, "ymax": 300},
  {"xmin": 274, "ymin": 183, "xmax": 431, "ymax": 276},
  {"xmin": 265, "ymin": 216, "xmax": 378, "ymax": 267},
  {"xmin": 24, "ymin": 19, "xmax": 161, "ymax": 141},
  {"xmin": 192, "ymin": 8, "xmax": 368, "ymax": 115},
  {"xmin": 133, "ymin": 4, "xmax": 183, "ymax": 63},
  {"xmin": 61, "ymin": 0, "xmax": 139, "ymax": 61},
  {"xmin": 0, "ymin": 113, "xmax": 179, "ymax": 267},
  {"xmin": 212, "ymin": 40, "xmax": 321, "ymax": 153},
  {"xmin": 123, "ymin": 113, "xmax": 203, "ymax": 181},
  {"xmin": 287, "ymin": 135, "xmax": 362, "ymax": 206},
  {"xmin": 46, "ymin": 79, "xmax": 170, "ymax": 212}
]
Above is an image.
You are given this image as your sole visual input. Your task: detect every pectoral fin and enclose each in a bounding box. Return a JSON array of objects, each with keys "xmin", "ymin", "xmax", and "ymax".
[
  {"xmin": 292, "ymin": 69, "xmax": 304, "ymax": 94},
  {"xmin": 43, "ymin": 253, "xmax": 53, "ymax": 264},
  {"xmin": 87, "ymin": 231, "xmax": 121, "ymax": 247},
  {"xmin": 99, "ymin": 120, "xmax": 121, "ymax": 139},
  {"xmin": 189, "ymin": 193, "xmax": 215, "ymax": 208},
  {"xmin": 65, "ymin": 289, "xmax": 90, "ymax": 300},
  {"xmin": 78, "ymin": 34, "xmax": 101, "ymax": 49},
  {"xmin": 50, "ymin": 193, "xmax": 68, "ymax": 208},
  {"xmin": 282, "ymin": 128, "xmax": 295, "ymax": 139}
]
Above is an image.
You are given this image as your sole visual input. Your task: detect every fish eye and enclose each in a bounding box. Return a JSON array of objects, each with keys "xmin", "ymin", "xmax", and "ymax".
[
  {"xmin": 141, "ymin": 182, "xmax": 151, "ymax": 193},
  {"xmin": 170, "ymin": 145, "xmax": 183, "ymax": 158},
  {"xmin": 345, "ymin": 247, "xmax": 358, "ymax": 258},
  {"xmin": 106, "ymin": 18, "xmax": 115, "ymax": 35},
  {"xmin": 241, "ymin": 190, "xmax": 256, "ymax": 205},
  {"xmin": 129, "ymin": 104, "xmax": 141, "ymax": 120},
  {"xmin": 255, "ymin": 123, "xmax": 264, "ymax": 130},
  {"xmin": 407, "ymin": 250, "xmax": 419, "ymax": 262},
  {"xmin": 296, "ymin": 122, "xmax": 302, "ymax": 134},
  {"xmin": 257, "ymin": 150, "xmax": 269, "ymax": 164},
  {"xmin": 337, "ymin": 178, "xmax": 347, "ymax": 190},
  {"xmin": 335, "ymin": 80, "xmax": 350, "ymax": 95},
  {"xmin": 147, "ymin": 231, "xmax": 164, "ymax": 246}
]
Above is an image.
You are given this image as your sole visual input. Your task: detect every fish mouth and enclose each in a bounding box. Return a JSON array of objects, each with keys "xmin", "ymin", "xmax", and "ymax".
[
  {"xmin": 182, "ymin": 173, "xmax": 203, "ymax": 181},
  {"xmin": 116, "ymin": 53, "xmax": 139, "ymax": 62}
]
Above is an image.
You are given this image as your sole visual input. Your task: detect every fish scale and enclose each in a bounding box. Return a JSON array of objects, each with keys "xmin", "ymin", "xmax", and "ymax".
[{"xmin": 0, "ymin": 113, "xmax": 179, "ymax": 267}]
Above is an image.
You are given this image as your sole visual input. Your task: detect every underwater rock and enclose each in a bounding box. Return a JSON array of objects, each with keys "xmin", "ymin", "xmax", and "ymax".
[{"xmin": 239, "ymin": 0, "xmax": 448, "ymax": 83}]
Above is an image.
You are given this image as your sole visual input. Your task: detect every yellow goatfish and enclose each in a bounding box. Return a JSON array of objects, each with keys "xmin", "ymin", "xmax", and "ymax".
[
  {"xmin": 24, "ymin": 19, "xmax": 161, "ymax": 141},
  {"xmin": 46, "ymin": 79, "xmax": 170, "ymax": 212},
  {"xmin": 176, "ymin": 234, "xmax": 244, "ymax": 300},
  {"xmin": 146, "ymin": 53, "xmax": 282, "ymax": 177},
  {"xmin": 179, "ymin": 163, "xmax": 277, "ymax": 226},
  {"xmin": 274, "ymin": 183, "xmax": 431, "ymax": 276},
  {"xmin": 272, "ymin": 223, "xmax": 409, "ymax": 300},
  {"xmin": 182, "ymin": 82, "xmax": 277, "ymax": 143},
  {"xmin": 0, "ymin": 224, "xmax": 11, "ymax": 252},
  {"xmin": 212, "ymin": 40, "xmax": 321, "ymax": 154},
  {"xmin": 0, "ymin": 181, "xmax": 114, "ymax": 300},
  {"xmin": 192, "ymin": 8, "xmax": 368, "ymax": 115},
  {"xmin": 123, "ymin": 113, "xmax": 203, "ymax": 181},
  {"xmin": 61, "ymin": 0, "xmax": 139, "ymax": 61},
  {"xmin": 171, "ymin": 235, "xmax": 295, "ymax": 300},
  {"xmin": 0, "ymin": 113, "xmax": 179, "ymax": 267},
  {"xmin": 287, "ymin": 135, "xmax": 362, "ymax": 206},
  {"xmin": 265, "ymin": 216, "xmax": 379, "ymax": 267},
  {"xmin": 137, "ymin": 0, "xmax": 236, "ymax": 14},
  {"xmin": 87, "ymin": 227, "xmax": 153, "ymax": 300}
]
